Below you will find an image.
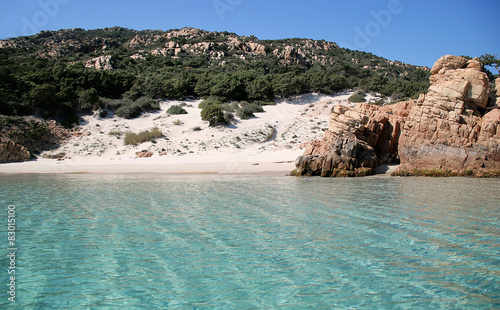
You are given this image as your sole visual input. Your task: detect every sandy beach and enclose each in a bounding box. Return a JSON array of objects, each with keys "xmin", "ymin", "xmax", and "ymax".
[
  {"xmin": 1, "ymin": 92, "xmax": 386, "ymax": 175},
  {"xmin": 0, "ymin": 150, "xmax": 299, "ymax": 175}
]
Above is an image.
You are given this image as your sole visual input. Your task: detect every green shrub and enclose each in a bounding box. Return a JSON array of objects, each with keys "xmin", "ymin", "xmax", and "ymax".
[
  {"xmin": 78, "ymin": 88, "xmax": 99, "ymax": 111},
  {"xmin": 166, "ymin": 104, "xmax": 188, "ymax": 115},
  {"xmin": 0, "ymin": 116, "xmax": 21, "ymax": 129},
  {"xmin": 236, "ymin": 103, "xmax": 264, "ymax": 119},
  {"xmin": 371, "ymin": 98, "xmax": 386, "ymax": 105},
  {"xmin": 108, "ymin": 131, "xmax": 122, "ymax": 138},
  {"xmin": 198, "ymin": 97, "xmax": 224, "ymax": 110},
  {"xmin": 27, "ymin": 121, "xmax": 49, "ymax": 139},
  {"xmin": 134, "ymin": 96, "xmax": 160, "ymax": 110},
  {"xmin": 124, "ymin": 127, "xmax": 163, "ymax": 146},
  {"xmin": 61, "ymin": 113, "xmax": 79, "ymax": 128},
  {"xmin": 348, "ymin": 93, "xmax": 366, "ymax": 103},
  {"xmin": 356, "ymin": 90, "xmax": 366, "ymax": 97},
  {"xmin": 201, "ymin": 104, "xmax": 226, "ymax": 126},
  {"xmin": 115, "ymin": 103, "xmax": 142, "ymax": 119},
  {"xmin": 224, "ymin": 111, "xmax": 235, "ymax": 123},
  {"xmin": 100, "ymin": 97, "xmax": 131, "ymax": 110},
  {"xmin": 106, "ymin": 97, "xmax": 159, "ymax": 119},
  {"xmin": 98, "ymin": 110, "xmax": 108, "ymax": 118}
]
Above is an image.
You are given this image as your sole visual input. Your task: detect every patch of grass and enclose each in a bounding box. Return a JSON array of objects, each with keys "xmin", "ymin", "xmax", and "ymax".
[
  {"xmin": 173, "ymin": 119, "xmax": 183, "ymax": 125},
  {"xmin": 124, "ymin": 127, "xmax": 163, "ymax": 146},
  {"xmin": 108, "ymin": 131, "xmax": 122, "ymax": 137}
]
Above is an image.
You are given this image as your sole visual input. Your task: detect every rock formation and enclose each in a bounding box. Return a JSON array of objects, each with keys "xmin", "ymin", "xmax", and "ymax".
[
  {"xmin": 0, "ymin": 138, "xmax": 31, "ymax": 163},
  {"xmin": 294, "ymin": 100, "xmax": 413, "ymax": 176},
  {"xmin": 0, "ymin": 117, "xmax": 70, "ymax": 163},
  {"xmin": 0, "ymin": 27, "xmax": 423, "ymax": 75},
  {"xmin": 294, "ymin": 55, "xmax": 500, "ymax": 177},
  {"xmin": 396, "ymin": 55, "xmax": 500, "ymax": 173},
  {"xmin": 85, "ymin": 55, "xmax": 114, "ymax": 70}
]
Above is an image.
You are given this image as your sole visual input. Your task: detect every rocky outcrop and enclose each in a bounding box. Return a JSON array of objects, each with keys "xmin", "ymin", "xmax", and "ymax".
[
  {"xmin": 294, "ymin": 100, "xmax": 413, "ymax": 176},
  {"xmin": 0, "ymin": 117, "xmax": 70, "ymax": 163},
  {"xmin": 245, "ymin": 42, "xmax": 267, "ymax": 55},
  {"xmin": 396, "ymin": 56, "xmax": 500, "ymax": 173},
  {"xmin": 294, "ymin": 55, "xmax": 500, "ymax": 177},
  {"xmin": 0, "ymin": 27, "xmax": 427, "ymax": 78},
  {"xmin": 0, "ymin": 138, "xmax": 31, "ymax": 163},
  {"xmin": 427, "ymin": 55, "xmax": 489, "ymax": 108},
  {"xmin": 85, "ymin": 55, "xmax": 113, "ymax": 70}
]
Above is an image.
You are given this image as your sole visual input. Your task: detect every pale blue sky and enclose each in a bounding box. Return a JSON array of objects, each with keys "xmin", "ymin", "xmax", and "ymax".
[{"xmin": 1, "ymin": 0, "xmax": 499, "ymax": 68}]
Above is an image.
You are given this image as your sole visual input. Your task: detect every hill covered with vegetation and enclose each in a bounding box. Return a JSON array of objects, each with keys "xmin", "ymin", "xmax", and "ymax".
[{"xmin": 0, "ymin": 27, "xmax": 431, "ymax": 126}]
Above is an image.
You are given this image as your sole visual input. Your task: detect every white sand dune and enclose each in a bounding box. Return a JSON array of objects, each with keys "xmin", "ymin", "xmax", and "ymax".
[{"xmin": 0, "ymin": 92, "xmax": 381, "ymax": 175}]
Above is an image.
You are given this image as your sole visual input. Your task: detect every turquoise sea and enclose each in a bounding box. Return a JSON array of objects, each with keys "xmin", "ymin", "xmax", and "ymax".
[{"xmin": 0, "ymin": 174, "xmax": 499, "ymax": 309}]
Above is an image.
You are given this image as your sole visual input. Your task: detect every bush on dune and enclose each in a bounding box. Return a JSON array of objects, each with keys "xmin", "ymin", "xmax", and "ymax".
[
  {"xmin": 166, "ymin": 104, "xmax": 188, "ymax": 115},
  {"xmin": 124, "ymin": 127, "xmax": 163, "ymax": 146}
]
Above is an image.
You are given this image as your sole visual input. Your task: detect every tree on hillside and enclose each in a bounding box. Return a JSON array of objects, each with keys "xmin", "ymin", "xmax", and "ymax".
[
  {"xmin": 479, "ymin": 54, "xmax": 500, "ymax": 75},
  {"xmin": 30, "ymin": 84, "xmax": 57, "ymax": 110}
]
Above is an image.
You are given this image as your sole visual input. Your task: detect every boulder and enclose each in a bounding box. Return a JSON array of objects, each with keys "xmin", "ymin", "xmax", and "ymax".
[
  {"xmin": 136, "ymin": 151, "xmax": 153, "ymax": 158},
  {"xmin": 0, "ymin": 138, "xmax": 31, "ymax": 163},
  {"xmin": 427, "ymin": 57, "xmax": 489, "ymax": 109}
]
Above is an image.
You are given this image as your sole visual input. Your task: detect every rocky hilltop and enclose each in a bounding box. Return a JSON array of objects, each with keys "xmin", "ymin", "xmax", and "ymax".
[
  {"xmin": 0, "ymin": 27, "xmax": 427, "ymax": 76},
  {"xmin": 294, "ymin": 55, "xmax": 500, "ymax": 177},
  {"xmin": 0, "ymin": 27, "xmax": 433, "ymax": 164}
]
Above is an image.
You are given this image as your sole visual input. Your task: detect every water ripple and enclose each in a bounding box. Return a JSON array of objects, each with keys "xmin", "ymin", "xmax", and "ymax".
[{"xmin": 0, "ymin": 174, "xmax": 498, "ymax": 309}]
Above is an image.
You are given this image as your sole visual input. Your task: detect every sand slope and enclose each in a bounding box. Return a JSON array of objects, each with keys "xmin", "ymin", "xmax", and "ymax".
[{"xmin": 0, "ymin": 92, "xmax": 381, "ymax": 174}]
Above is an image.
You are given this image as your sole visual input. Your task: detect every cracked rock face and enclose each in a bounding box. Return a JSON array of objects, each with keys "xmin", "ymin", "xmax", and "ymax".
[
  {"xmin": 397, "ymin": 55, "xmax": 500, "ymax": 172},
  {"xmin": 294, "ymin": 100, "xmax": 413, "ymax": 176},
  {"xmin": 295, "ymin": 55, "xmax": 500, "ymax": 176}
]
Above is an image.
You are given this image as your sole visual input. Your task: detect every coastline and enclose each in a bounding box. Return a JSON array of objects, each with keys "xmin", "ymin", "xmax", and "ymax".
[
  {"xmin": 1, "ymin": 93, "xmax": 357, "ymax": 176},
  {"xmin": 0, "ymin": 150, "xmax": 299, "ymax": 175}
]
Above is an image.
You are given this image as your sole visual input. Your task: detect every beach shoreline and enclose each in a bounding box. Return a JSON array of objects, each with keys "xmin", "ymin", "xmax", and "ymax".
[
  {"xmin": 0, "ymin": 150, "xmax": 299, "ymax": 175},
  {"xmin": 0, "ymin": 93, "xmax": 370, "ymax": 176}
]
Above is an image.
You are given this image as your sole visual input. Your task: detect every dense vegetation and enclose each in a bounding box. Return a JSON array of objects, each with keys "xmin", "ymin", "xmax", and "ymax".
[{"xmin": 0, "ymin": 27, "xmax": 432, "ymax": 127}]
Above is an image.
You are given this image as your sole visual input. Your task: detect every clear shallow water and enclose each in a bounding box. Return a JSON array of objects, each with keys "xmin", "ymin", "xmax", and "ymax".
[{"xmin": 0, "ymin": 174, "xmax": 499, "ymax": 309}]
